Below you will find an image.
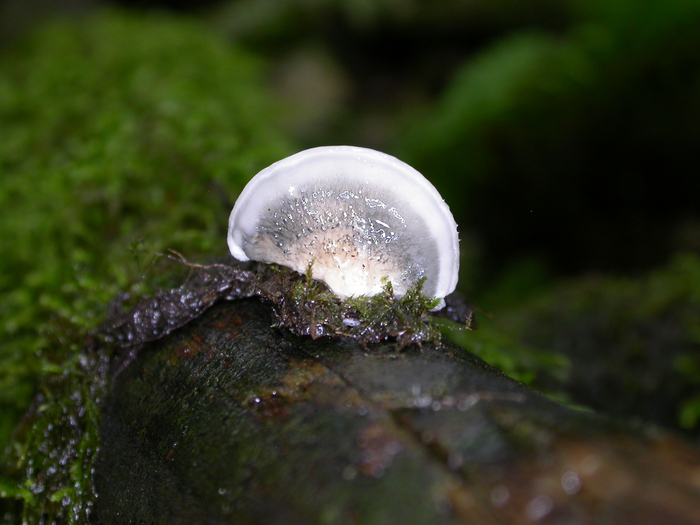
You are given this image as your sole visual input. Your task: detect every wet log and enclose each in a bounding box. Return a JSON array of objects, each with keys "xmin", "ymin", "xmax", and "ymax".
[{"xmin": 93, "ymin": 298, "xmax": 700, "ymax": 525}]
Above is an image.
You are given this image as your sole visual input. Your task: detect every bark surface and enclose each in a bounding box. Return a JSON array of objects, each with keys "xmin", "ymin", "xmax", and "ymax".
[{"xmin": 94, "ymin": 298, "xmax": 700, "ymax": 525}]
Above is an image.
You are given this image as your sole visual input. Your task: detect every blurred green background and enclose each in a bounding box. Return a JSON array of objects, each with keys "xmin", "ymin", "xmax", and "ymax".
[{"xmin": 1, "ymin": 0, "xmax": 700, "ymax": 462}]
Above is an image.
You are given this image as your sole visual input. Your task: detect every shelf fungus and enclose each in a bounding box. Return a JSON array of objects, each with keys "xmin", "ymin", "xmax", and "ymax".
[
  {"xmin": 227, "ymin": 146, "xmax": 459, "ymax": 305},
  {"xmin": 100, "ymin": 147, "xmax": 470, "ymax": 353}
]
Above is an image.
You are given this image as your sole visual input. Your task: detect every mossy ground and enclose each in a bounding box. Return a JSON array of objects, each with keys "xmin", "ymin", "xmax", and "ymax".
[
  {"xmin": 3, "ymin": 1, "xmax": 700, "ymax": 522},
  {"xmin": 0, "ymin": 9, "xmax": 290, "ymax": 523},
  {"xmin": 494, "ymin": 253, "xmax": 700, "ymax": 436}
]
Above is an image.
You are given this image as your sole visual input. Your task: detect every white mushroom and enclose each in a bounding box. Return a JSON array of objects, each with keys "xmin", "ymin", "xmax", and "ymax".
[{"xmin": 228, "ymin": 146, "xmax": 459, "ymax": 303}]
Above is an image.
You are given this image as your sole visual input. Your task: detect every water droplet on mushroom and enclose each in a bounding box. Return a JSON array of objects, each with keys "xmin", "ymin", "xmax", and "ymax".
[
  {"xmin": 525, "ymin": 495, "xmax": 554, "ymax": 521},
  {"xmin": 561, "ymin": 470, "xmax": 582, "ymax": 495}
]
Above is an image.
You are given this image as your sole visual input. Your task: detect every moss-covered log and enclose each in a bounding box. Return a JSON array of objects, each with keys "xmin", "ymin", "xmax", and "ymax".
[{"xmin": 94, "ymin": 299, "xmax": 700, "ymax": 525}]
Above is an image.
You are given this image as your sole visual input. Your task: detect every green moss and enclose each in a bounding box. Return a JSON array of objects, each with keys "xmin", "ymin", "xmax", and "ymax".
[
  {"xmin": 2, "ymin": 352, "xmax": 108, "ymax": 524},
  {"xmin": 440, "ymin": 316, "xmax": 570, "ymax": 388},
  {"xmin": 496, "ymin": 253, "xmax": 700, "ymax": 435},
  {"xmin": 255, "ymin": 264, "xmax": 447, "ymax": 348},
  {"xmin": 0, "ymin": 9, "xmax": 291, "ymax": 522}
]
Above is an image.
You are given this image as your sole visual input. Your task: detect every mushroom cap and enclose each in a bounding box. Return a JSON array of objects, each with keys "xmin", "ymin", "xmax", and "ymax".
[{"xmin": 228, "ymin": 146, "xmax": 459, "ymax": 300}]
